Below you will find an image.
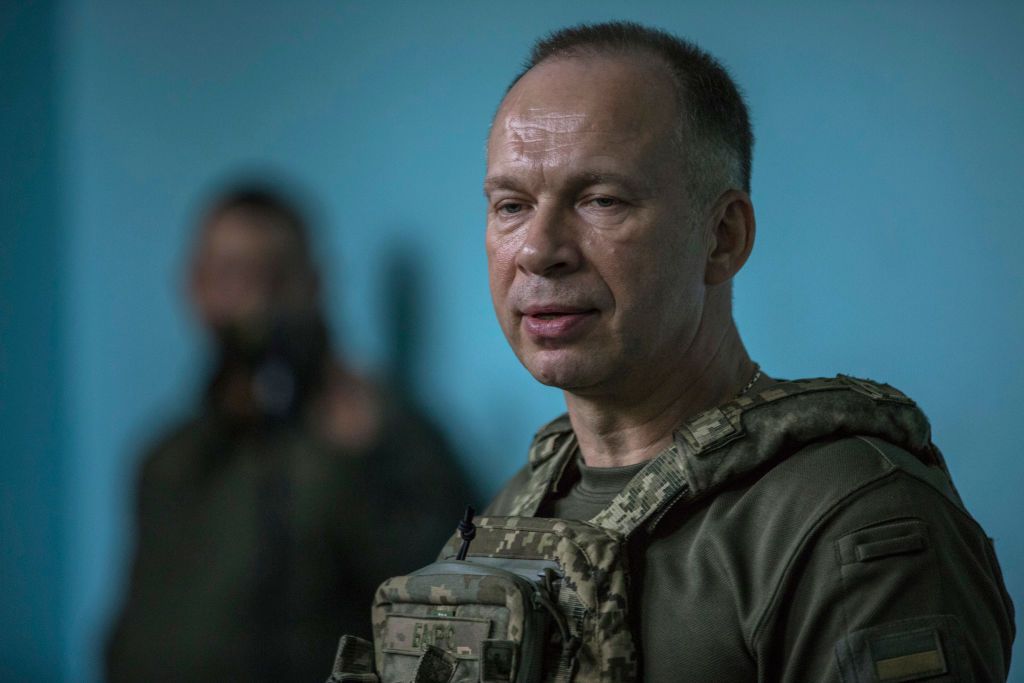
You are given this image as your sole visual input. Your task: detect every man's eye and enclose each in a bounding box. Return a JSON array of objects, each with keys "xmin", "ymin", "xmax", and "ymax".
[
  {"xmin": 498, "ymin": 202, "xmax": 524, "ymax": 215},
  {"xmin": 590, "ymin": 197, "xmax": 620, "ymax": 208}
]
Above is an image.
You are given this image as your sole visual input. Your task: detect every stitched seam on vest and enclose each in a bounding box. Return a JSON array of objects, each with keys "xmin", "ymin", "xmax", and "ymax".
[
  {"xmin": 854, "ymin": 434, "xmax": 892, "ymax": 464},
  {"xmin": 856, "ymin": 436, "xmax": 986, "ymax": 534}
]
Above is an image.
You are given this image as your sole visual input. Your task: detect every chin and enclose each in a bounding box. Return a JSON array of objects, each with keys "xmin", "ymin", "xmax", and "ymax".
[
  {"xmin": 528, "ymin": 367, "xmax": 571, "ymax": 389},
  {"xmin": 522, "ymin": 349, "xmax": 596, "ymax": 391}
]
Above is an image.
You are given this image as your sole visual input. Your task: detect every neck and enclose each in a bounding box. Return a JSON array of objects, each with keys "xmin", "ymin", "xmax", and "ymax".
[{"xmin": 565, "ymin": 316, "xmax": 756, "ymax": 468}]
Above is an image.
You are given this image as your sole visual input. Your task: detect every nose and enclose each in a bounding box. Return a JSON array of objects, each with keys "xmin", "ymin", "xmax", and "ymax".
[{"xmin": 516, "ymin": 205, "xmax": 582, "ymax": 277}]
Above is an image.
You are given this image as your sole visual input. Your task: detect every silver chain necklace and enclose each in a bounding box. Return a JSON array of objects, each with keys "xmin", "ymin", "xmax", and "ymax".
[{"xmin": 737, "ymin": 364, "xmax": 762, "ymax": 398}]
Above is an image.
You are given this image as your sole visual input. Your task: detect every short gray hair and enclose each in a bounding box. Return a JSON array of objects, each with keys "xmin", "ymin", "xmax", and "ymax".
[{"xmin": 510, "ymin": 21, "xmax": 754, "ymax": 209}]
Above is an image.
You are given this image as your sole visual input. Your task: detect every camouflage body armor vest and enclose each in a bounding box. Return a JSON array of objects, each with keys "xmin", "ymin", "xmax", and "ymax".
[{"xmin": 326, "ymin": 376, "xmax": 949, "ymax": 683}]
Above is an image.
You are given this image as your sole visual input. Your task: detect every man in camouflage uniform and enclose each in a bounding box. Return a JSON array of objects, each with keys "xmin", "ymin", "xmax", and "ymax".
[{"xmin": 481, "ymin": 22, "xmax": 1014, "ymax": 681}]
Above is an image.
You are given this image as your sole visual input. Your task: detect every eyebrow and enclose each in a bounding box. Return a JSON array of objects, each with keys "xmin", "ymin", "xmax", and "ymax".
[
  {"xmin": 482, "ymin": 175, "xmax": 521, "ymax": 196},
  {"xmin": 575, "ymin": 172, "xmax": 647, "ymax": 192},
  {"xmin": 483, "ymin": 171, "xmax": 650, "ymax": 197}
]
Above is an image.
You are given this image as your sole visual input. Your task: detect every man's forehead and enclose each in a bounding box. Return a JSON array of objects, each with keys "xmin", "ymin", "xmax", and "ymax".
[
  {"xmin": 205, "ymin": 210, "xmax": 275, "ymax": 241},
  {"xmin": 200, "ymin": 210, "xmax": 297, "ymax": 259},
  {"xmin": 506, "ymin": 109, "xmax": 590, "ymax": 138},
  {"xmin": 502, "ymin": 55, "xmax": 673, "ymax": 113},
  {"xmin": 488, "ymin": 56, "xmax": 677, "ymax": 157},
  {"xmin": 491, "ymin": 111, "xmax": 645, "ymax": 165},
  {"xmin": 485, "ymin": 62, "xmax": 679, "ymax": 187}
]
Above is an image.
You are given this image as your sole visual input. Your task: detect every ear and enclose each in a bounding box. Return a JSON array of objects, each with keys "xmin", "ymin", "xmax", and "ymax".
[{"xmin": 704, "ymin": 189, "xmax": 756, "ymax": 286}]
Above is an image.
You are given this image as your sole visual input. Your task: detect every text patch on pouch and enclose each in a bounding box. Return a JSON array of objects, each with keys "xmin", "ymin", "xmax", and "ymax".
[{"xmin": 382, "ymin": 615, "xmax": 491, "ymax": 659}]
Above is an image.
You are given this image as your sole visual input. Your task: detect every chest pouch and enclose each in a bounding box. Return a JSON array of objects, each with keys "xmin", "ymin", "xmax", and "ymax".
[{"xmin": 328, "ymin": 515, "xmax": 638, "ymax": 683}]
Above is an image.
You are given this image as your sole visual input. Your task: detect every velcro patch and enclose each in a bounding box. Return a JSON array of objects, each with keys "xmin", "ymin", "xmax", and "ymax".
[
  {"xmin": 836, "ymin": 519, "xmax": 929, "ymax": 565},
  {"xmin": 870, "ymin": 628, "xmax": 947, "ymax": 681},
  {"xmin": 382, "ymin": 615, "xmax": 490, "ymax": 659},
  {"xmin": 835, "ymin": 615, "xmax": 967, "ymax": 682}
]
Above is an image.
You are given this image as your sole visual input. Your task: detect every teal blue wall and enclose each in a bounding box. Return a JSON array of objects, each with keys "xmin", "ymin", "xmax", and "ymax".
[
  {"xmin": 1, "ymin": 1, "xmax": 67, "ymax": 680},
  {"xmin": 3, "ymin": 1, "xmax": 1022, "ymax": 680}
]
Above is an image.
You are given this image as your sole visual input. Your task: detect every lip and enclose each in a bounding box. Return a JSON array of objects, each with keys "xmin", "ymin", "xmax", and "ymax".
[
  {"xmin": 519, "ymin": 304, "xmax": 598, "ymax": 342},
  {"xmin": 521, "ymin": 303, "xmax": 593, "ymax": 316}
]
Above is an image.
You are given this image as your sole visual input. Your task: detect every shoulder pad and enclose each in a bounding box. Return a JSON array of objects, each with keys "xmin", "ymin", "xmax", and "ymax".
[
  {"xmin": 677, "ymin": 374, "xmax": 940, "ymax": 498},
  {"xmin": 592, "ymin": 375, "xmax": 940, "ymax": 536},
  {"xmin": 527, "ymin": 413, "xmax": 573, "ymax": 467},
  {"xmin": 533, "ymin": 413, "xmax": 573, "ymax": 440},
  {"xmin": 502, "ymin": 414, "xmax": 576, "ymax": 516}
]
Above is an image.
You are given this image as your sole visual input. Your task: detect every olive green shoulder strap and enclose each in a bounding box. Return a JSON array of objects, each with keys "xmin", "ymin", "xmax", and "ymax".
[
  {"xmin": 504, "ymin": 376, "xmax": 940, "ymax": 535},
  {"xmin": 504, "ymin": 414, "xmax": 578, "ymax": 517},
  {"xmin": 590, "ymin": 375, "xmax": 939, "ymax": 537}
]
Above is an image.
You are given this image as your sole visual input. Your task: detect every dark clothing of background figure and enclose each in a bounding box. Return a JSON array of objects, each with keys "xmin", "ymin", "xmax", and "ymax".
[{"xmin": 106, "ymin": 393, "xmax": 474, "ymax": 683}]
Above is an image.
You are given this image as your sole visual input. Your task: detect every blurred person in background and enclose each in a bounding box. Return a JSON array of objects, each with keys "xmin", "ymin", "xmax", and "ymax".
[{"xmin": 105, "ymin": 184, "xmax": 475, "ymax": 682}]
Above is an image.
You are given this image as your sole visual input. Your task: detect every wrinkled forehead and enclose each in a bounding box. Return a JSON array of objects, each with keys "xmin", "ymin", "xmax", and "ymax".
[
  {"xmin": 487, "ymin": 55, "xmax": 679, "ymax": 166},
  {"xmin": 493, "ymin": 110, "xmax": 642, "ymax": 166}
]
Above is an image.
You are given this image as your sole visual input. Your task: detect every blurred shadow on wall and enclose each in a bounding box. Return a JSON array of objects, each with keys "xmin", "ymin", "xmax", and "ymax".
[
  {"xmin": 104, "ymin": 176, "xmax": 476, "ymax": 683},
  {"xmin": 381, "ymin": 243, "xmax": 422, "ymax": 396}
]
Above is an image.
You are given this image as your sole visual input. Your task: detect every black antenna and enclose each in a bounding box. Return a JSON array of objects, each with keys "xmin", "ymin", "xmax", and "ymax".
[{"xmin": 455, "ymin": 506, "xmax": 476, "ymax": 561}]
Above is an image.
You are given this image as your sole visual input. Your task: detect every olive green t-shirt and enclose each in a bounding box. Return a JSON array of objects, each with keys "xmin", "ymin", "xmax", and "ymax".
[{"xmin": 546, "ymin": 456, "xmax": 646, "ymax": 521}]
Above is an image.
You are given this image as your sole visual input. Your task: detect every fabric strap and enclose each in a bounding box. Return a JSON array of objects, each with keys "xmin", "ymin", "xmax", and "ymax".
[{"xmin": 509, "ymin": 376, "xmax": 937, "ymax": 538}]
